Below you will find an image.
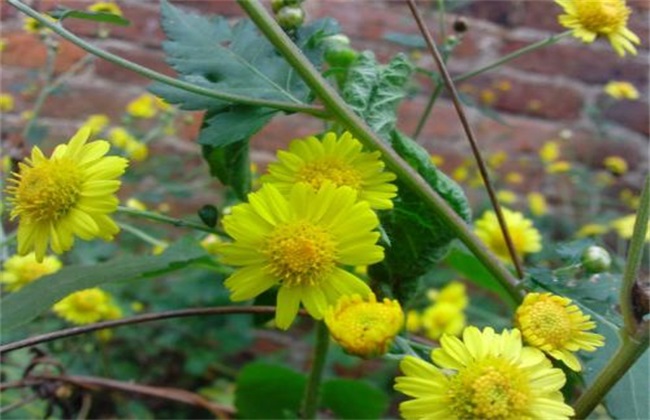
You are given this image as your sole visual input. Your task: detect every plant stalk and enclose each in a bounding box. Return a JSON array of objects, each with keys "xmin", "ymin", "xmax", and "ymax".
[
  {"xmin": 7, "ymin": 0, "xmax": 330, "ymax": 119},
  {"xmin": 116, "ymin": 206, "xmax": 224, "ymax": 236},
  {"xmin": 301, "ymin": 321, "xmax": 330, "ymax": 419},
  {"xmin": 237, "ymin": 0, "xmax": 523, "ymax": 305},
  {"xmin": 406, "ymin": 0, "xmax": 524, "ymax": 278}
]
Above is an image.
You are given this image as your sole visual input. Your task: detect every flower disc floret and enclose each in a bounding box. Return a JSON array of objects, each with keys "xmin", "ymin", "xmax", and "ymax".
[
  {"xmin": 262, "ymin": 131, "xmax": 397, "ymax": 209},
  {"xmin": 515, "ymin": 293, "xmax": 605, "ymax": 371},
  {"xmin": 474, "ymin": 208, "xmax": 542, "ymax": 262},
  {"xmin": 324, "ymin": 293, "xmax": 404, "ymax": 358},
  {"xmin": 6, "ymin": 127, "xmax": 128, "ymax": 261},
  {"xmin": 220, "ymin": 183, "xmax": 384, "ymax": 329},
  {"xmin": 394, "ymin": 326, "xmax": 574, "ymax": 420},
  {"xmin": 556, "ymin": 0, "xmax": 640, "ymax": 56}
]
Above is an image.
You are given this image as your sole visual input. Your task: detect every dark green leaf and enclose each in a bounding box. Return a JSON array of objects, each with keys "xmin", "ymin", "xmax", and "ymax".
[
  {"xmin": 0, "ymin": 237, "xmax": 208, "ymax": 332},
  {"xmin": 369, "ymin": 131, "xmax": 471, "ymax": 301},
  {"xmin": 383, "ymin": 32, "xmax": 426, "ymax": 48},
  {"xmin": 342, "ymin": 52, "xmax": 413, "ymax": 140},
  {"xmin": 235, "ymin": 363, "xmax": 306, "ymax": 419},
  {"xmin": 49, "ymin": 7, "xmax": 130, "ymax": 26},
  {"xmin": 321, "ymin": 379, "xmax": 388, "ymax": 419},
  {"xmin": 202, "ymin": 139, "xmax": 251, "ymax": 202}
]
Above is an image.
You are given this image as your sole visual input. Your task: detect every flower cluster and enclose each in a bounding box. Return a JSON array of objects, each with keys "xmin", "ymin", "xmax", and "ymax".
[
  {"xmin": 53, "ymin": 288, "xmax": 122, "ymax": 325},
  {"xmin": 406, "ymin": 281, "xmax": 468, "ymax": 340},
  {"xmin": 220, "ymin": 132, "xmax": 399, "ymax": 347}
]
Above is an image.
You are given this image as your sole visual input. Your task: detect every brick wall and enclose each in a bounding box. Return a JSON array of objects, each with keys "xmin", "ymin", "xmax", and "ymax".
[{"xmin": 1, "ymin": 0, "xmax": 648, "ymax": 198}]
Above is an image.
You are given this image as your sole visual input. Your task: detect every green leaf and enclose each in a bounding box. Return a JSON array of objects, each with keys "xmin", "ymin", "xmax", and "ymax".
[
  {"xmin": 0, "ymin": 237, "xmax": 208, "ymax": 332},
  {"xmin": 369, "ymin": 131, "xmax": 471, "ymax": 301},
  {"xmin": 48, "ymin": 7, "xmax": 131, "ymax": 26},
  {"xmin": 321, "ymin": 379, "xmax": 388, "ymax": 419},
  {"xmin": 342, "ymin": 52, "xmax": 413, "ymax": 140},
  {"xmin": 235, "ymin": 363, "xmax": 306, "ymax": 419},
  {"xmin": 151, "ymin": 0, "xmax": 338, "ymax": 148}
]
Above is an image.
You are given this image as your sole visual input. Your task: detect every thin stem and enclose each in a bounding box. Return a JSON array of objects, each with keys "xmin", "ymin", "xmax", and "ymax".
[
  {"xmin": 406, "ymin": 0, "xmax": 524, "ymax": 278},
  {"xmin": 7, "ymin": 0, "xmax": 330, "ymax": 119},
  {"xmin": 237, "ymin": 0, "xmax": 523, "ymax": 305},
  {"xmin": 0, "ymin": 306, "xmax": 286, "ymax": 354},
  {"xmin": 620, "ymin": 175, "xmax": 649, "ymax": 334},
  {"xmin": 300, "ymin": 321, "xmax": 329, "ymax": 419},
  {"xmin": 437, "ymin": 0, "xmax": 446, "ymax": 41},
  {"xmin": 118, "ymin": 222, "xmax": 167, "ymax": 247},
  {"xmin": 453, "ymin": 31, "xmax": 572, "ymax": 83},
  {"xmin": 573, "ymin": 330, "xmax": 649, "ymax": 418},
  {"xmin": 116, "ymin": 206, "xmax": 224, "ymax": 236}
]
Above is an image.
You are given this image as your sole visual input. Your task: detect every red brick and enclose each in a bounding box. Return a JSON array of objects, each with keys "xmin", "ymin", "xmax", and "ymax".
[
  {"xmin": 94, "ymin": 45, "xmax": 173, "ymax": 85},
  {"xmin": 454, "ymin": 0, "xmax": 562, "ymax": 32},
  {"xmin": 602, "ymin": 98, "xmax": 650, "ymax": 135},
  {"xmin": 1, "ymin": 31, "xmax": 86, "ymax": 74},
  {"xmin": 39, "ymin": 84, "xmax": 137, "ymax": 120},
  {"xmin": 500, "ymin": 38, "xmax": 648, "ymax": 86}
]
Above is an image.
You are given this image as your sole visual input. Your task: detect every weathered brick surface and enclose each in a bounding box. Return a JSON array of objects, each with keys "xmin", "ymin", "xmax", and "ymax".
[{"xmin": 94, "ymin": 45, "xmax": 173, "ymax": 84}]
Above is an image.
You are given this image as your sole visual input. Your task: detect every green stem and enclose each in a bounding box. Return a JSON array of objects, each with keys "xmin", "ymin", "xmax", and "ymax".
[
  {"xmin": 453, "ymin": 31, "xmax": 572, "ymax": 83},
  {"xmin": 116, "ymin": 206, "xmax": 224, "ymax": 235},
  {"xmin": 7, "ymin": 0, "xmax": 330, "ymax": 119},
  {"xmin": 620, "ymin": 175, "xmax": 649, "ymax": 334},
  {"xmin": 413, "ymin": 74, "xmax": 443, "ymax": 140},
  {"xmin": 573, "ymin": 331, "xmax": 649, "ymax": 419},
  {"xmin": 118, "ymin": 222, "xmax": 167, "ymax": 247},
  {"xmin": 301, "ymin": 321, "xmax": 329, "ymax": 419},
  {"xmin": 238, "ymin": 0, "xmax": 523, "ymax": 305}
]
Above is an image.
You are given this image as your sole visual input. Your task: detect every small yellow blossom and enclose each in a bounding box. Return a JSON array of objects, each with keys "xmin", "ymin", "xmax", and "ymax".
[
  {"xmin": 475, "ymin": 207, "xmax": 542, "ymax": 262},
  {"xmin": 452, "ymin": 165, "xmax": 469, "ymax": 182},
  {"xmin": 596, "ymin": 171, "xmax": 615, "ymax": 187},
  {"xmin": 5, "ymin": 127, "xmax": 128, "ymax": 261},
  {"xmin": 487, "ymin": 151, "xmax": 507, "ymax": 169},
  {"xmin": 200, "ymin": 234, "xmax": 221, "ymax": 256},
  {"xmin": 87, "ymin": 2, "xmax": 123, "ymax": 16},
  {"xmin": 528, "ymin": 192, "xmax": 548, "ymax": 217},
  {"xmin": 433, "ymin": 281, "xmax": 469, "ymax": 309},
  {"xmin": 53, "ymin": 288, "xmax": 120, "ymax": 325},
  {"xmin": 405, "ymin": 310, "xmax": 421, "ymax": 333},
  {"xmin": 108, "ymin": 127, "xmax": 137, "ymax": 149},
  {"xmin": 152, "ymin": 242, "xmax": 169, "ymax": 255},
  {"xmin": 620, "ymin": 189, "xmax": 639, "ymax": 209},
  {"xmin": 539, "ymin": 141, "xmax": 560, "ymax": 163},
  {"xmin": 23, "ymin": 16, "xmax": 57, "ymax": 34},
  {"xmin": 125, "ymin": 141, "xmax": 149, "ymax": 162},
  {"xmin": 604, "ymin": 81, "xmax": 639, "ymax": 100},
  {"xmin": 325, "ymin": 293, "xmax": 404, "ymax": 358},
  {"xmin": 479, "ymin": 89, "xmax": 497, "ymax": 106},
  {"xmin": 556, "ymin": 0, "xmax": 640, "ymax": 56},
  {"xmin": 495, "ymin": 80, "xmax": 512, "ymax": 92},
  {"xmin": 420, "ymin": 302, "xmax": 466, "ymax": 340},
  {"xmin": 83, "ymin": 114, "xmax": 109, "ymax": 134},
  {"xmin": 515, "ymin": 292, "xmax": 605, "ymax": 371},
  {"xmin": 547, "ymin": 160, "xmax": 572, "ymax": 174},
  {"xmin": 576, "ymin": 223, "xmax": 609, "ymax": 238},
  {"xmin": 131, "ymin": 301, "xmax": 145, "ymax": 312},
  {"xmin": 603, "ymin": 155, "xmax": 628, "ymax": 175},
  {"xmin": 497, "ymin": 189, "xmax": 518, "ymax": 205},
  {"xmin": 126, "ymin": 94, "xmax": 158, "ymax": 118},
  {"xmin": 125, "ymin": 198, "xmax": 147, "ymax": 211},
  {"xmin": 430, "ymin": 154, "xmax": 444, "ymax": 167},
  {"xmin": 505, "ymin": 171, "xmax": 523, "ymax": 185},
  {"xmin": 0, "ymin": 93, "xmax": 14, "ymax": 112},
  {"xmin": 395, "ymin": 327, "xmax": 574, "ymax": 419},
  {"xmin": 611, "ymin": 214, "xmax": 650, "ymax": 241},
  {"xmin": 0, "ymin": 253, "xmax": 62, "ymax": 292}
]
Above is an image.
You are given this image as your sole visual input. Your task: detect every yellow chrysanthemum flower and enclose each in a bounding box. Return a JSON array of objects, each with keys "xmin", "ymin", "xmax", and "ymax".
[
  {"xmin": 220, "ymin": 183, "xmax": 384, "ymax": 329},
  {"xmin": 505, "ymin": 171, "xmax": 523, "ymax": 185},
  {"xmin": 420, "ymin": 302, "xmax": 466, "ymax": 340},
  {"xmin": 126, "ymin": 94, "xmax": 158, "ymax": 119},
  {"xmin": 0, "ymin": 252, "xmax": 62, "ymax": 292},
  {"xmin": 430, "ymin": 154, "xmax": 444, "ymax": 167},
  {"xmin": 53, "ymin": 288, "xmax": 119, "ymax": 325},
  {"xmin": 0, "ymin": 93, "xmax": 14, "ymax": 112},
  {"xmin": 611, "ymin": 214, "xmax": 650, "ymax": 241},
  {"xmin": 547, "ymin": 160, "xmax": 572, "ymax": 174},
  {"xmin": 427, "ymin": 281, "xmax": 468, "ymax": 310},
  {"xmin": 556, "ymin": 0, "xmax": 640, "ymax": 56},
  {"xmin": 395, "ymin": 327, "xmax": 574, "ymax": 420},
  {"xmin": 539, "ymin": 141, "xmax": 559, "ymax": 163},
  {"xmin": 603, "ymin": 155, "xmax": 628, "ymax": 175},
  {"xmin": 324, "ymin": 293, "xmax": 404, "ymax": 358},
  {"xmin": 620, "ymin": 188, "xmax": 640, "ymax": 209},
  {"xmin": 124, "ymin": 140, "xmax": 149, "ymax": 162},
  {"xmin": 451, "ymin": 165, "xmax": 469, "ymax": 182},
  {"xmin": 515, "ymin": 293, "xmax": 605, "ymax": 371},
  {"xmin": 497, "ymin": 189, "xmax": 518, "ymax": 205},
  {"xmin": 528, "ymin": 192, "xmax": 548, "ymax": 217},
  {"xmin": 82, "ymin": 114, "xmax": 110, "ymax": 134},
  {"xmin": 604, "ymin": 81, "xmax": 640, "ymax": 100},
  {"xmin": 5, "ymin": 127, "xmax": 128, "ymax": 262},
  {"xmin": 576, "ymin": 223, "xmax": 609, "ymax": 238},
  {"xmin": 488, "ymin": 151, "xmax": 507, "ymax": 169},
  {"xmin": 108, "ymin": 127, "xmax": 136, "ymax": 149},
  {"xmin": 475, "ymin": 208, "xmax": 542, "ymax": 262},
  {"xmin": 87, "ymin": 1, "xmax": 123, "ymax": 16},
  {"xmin": 406, "ymin": 310, "xmax": 422, "ymax": 333},
  {"xmin": 261, "ymin": 132, "xmax": 397, "ymax": 210}
]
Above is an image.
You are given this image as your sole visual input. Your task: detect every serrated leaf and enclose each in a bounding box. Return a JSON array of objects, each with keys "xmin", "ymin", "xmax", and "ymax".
[
  {"xmin": 0, "ymin": 237, "xmax": 208, "ymax": 332},
  {"xmin": 235, "ymin": 363, "xmax": 306, "ymax": 419},
  {"xmin": 342, "ymin": 52, "xmax": 413, "ymax": 140},
  {"xmin": 202, "ymin": 139, "xmax": 251, "ymax": 201},
  {"xmin": 150, "ymin": 0, "xmax": 338, "ymax": 148},
  {"xmin": 321, "ymin": 379, "xmax": 388, "ymax": 419},
  {"xmin": 369, "ymin": 131, "xmax": 471, "ymax": 301},
  {"xmin": 49, "ymin": 7, "xmax": 130, "ymax": 26}
]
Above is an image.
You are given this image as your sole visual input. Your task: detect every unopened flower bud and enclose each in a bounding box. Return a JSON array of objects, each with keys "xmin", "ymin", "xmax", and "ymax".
[
  {"xmin": 581, "ymin": 245, "xmax": 612, "ymax": 273},
  {"xmin": 276, "ymin": 6, "xmax": 305, "ymax": 31}
]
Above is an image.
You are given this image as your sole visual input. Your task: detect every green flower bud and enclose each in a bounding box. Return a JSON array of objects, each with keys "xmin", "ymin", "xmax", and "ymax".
[
  {"xmin": 271, "ymin": 0, "xmax": 285, "ymax": 13},
  {"xmin": 198, "ymin": 204, "xmax": 219, "ymax": 228},
  {"xmin": 276, "ymin": 6, "xmax": 305, "ymax": 31},
  {"xmin": 324, "ymin": 45, "xmax": 358, "ymax": 68},
  {"xmin": 581, "ymin": 245, "xmax": 612, "ymax": 273}
]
